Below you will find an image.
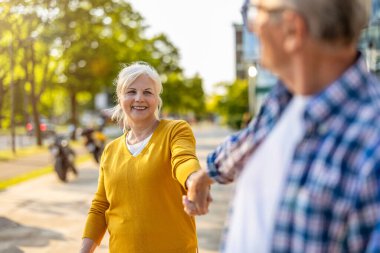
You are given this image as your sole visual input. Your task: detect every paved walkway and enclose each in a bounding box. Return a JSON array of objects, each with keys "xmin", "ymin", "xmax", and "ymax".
[{"xmin": 0, "ymin": 124, "xmax": 235, "ymax": 253}]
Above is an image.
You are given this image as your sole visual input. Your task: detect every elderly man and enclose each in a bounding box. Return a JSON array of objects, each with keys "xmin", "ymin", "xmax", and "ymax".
[{"xmin": 184, "ymin": 0, "xmax": 380, "ymax": 252}]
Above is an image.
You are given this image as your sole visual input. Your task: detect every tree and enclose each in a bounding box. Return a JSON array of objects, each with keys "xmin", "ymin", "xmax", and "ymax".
[
  {"xmin": 0, "ymin": 0, "xmax": 205, "ymax": 147},
  {"xmin": 0, "ymin": 0, "xmax": 58, "ymax": 145},
  {"xmin": 208, "ymin": 79, "xmax": 249, "ymax": 129}
]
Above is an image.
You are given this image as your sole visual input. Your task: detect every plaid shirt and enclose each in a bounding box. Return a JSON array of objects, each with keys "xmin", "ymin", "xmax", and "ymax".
[{"xmin": 207, "ymin": 55, "xmax": 380, "ymax": 252}]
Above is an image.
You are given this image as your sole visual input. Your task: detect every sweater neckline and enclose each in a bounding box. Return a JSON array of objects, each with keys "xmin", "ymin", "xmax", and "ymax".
[{"xmin": 123, "ymin": 119, "xmax": 165, "ymax": 157}]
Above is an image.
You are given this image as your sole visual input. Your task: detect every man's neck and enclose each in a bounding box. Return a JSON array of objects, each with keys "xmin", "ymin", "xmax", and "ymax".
[{"xmin": 282, "ymin": 42, "xmax": 358, "ymax": 96}]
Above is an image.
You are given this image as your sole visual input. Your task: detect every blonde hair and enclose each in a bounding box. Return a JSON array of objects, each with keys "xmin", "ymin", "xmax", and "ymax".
[{"xmin": 111, "ymin": 62, "xmax": 163, "ymax": 131}]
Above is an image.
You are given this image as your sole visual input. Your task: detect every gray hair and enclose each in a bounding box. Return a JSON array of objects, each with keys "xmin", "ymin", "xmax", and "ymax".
[
  {"xmin": 111, "ymin": 62, "xmax": 163, "ymax": 131},
  {"xmin": 284, "ymin": 0, "xmax": 370, "ymax": 44}
]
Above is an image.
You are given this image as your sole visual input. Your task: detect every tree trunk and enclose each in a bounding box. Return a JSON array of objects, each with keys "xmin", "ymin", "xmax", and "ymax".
[
  {"xmin": 0, "ymin": 80, "xmax": 4, "ymax": 129},
  {"xmin": 10, "ymin": 37, "xmax": 16, "ymax": 153},
  {"xmin": 0, "ymin": 75, "xmax": 8, "ymax": 130},
  {"xmin": 70, "ymin": 91, "xmax": 77, "ymax": 140},
  {"xmin": 23, "ymin": 81, "xmax": 30, "ymax": 126},
  {"xmin": 29, "ymin": 41, "xmax": 42, "ymax": 146},
  {"xmin": 22, "ymin": 62, "xmax": 30, "ymax": 127}
]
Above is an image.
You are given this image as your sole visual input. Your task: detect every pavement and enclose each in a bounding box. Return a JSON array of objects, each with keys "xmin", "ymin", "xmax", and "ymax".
[{"xmin": 0, "ymin": 123, "xmax": 235, "ymax": 253}]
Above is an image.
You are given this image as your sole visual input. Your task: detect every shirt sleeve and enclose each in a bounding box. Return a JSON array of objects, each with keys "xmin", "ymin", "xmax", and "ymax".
[
  {"xmin": 206, "ymin": 120, "xmax": 257, "ymax": 184},
  {"xmin": 206, "ymin": 82, "xmax": 288, "ymax": 184},
  {"xmin": 170, "ymin": 120, "xmax": 200, "ymax": 189},
  {"xmin": 82, "ymin": 148, "xmax": 110, "ymax": 245}
]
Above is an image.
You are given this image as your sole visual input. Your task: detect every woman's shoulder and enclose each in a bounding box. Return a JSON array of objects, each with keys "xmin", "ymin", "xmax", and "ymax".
[
  {"xmin": 157, "ymin": 119, "xmax": 195, "ymax": 142},
  {"xmin": 103, "ymin": 134, "xmax": 125, "ymax": 152},
  {"xmin": 159, "ymin": 119, "xmax": 190, "ymax": 132}
]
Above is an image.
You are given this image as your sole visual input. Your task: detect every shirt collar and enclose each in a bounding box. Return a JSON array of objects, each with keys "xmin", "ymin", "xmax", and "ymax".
[{"xmin": 304, "ymin": 53, "xmax": 368, "ymax": 124}]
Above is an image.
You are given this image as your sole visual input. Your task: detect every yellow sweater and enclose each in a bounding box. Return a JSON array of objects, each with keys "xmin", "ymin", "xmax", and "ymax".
[{"xmin": 83, "ymin": 120, "xmax": 200, "ymax": 253}]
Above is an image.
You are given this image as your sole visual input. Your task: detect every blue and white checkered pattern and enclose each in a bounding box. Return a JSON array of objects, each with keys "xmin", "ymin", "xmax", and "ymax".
[{"xmin": 207, "ymin": 55, "xmax": 380, "ymax": 252}]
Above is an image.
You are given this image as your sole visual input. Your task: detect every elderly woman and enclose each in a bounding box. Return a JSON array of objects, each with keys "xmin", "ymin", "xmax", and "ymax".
[{"xmin": 80, "ymin": 62, "xmax": 200, "ymax": 253}]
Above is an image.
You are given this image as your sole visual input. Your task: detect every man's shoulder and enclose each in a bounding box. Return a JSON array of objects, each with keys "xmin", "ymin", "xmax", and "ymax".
[
  {"xmin": 335, "ymin": 69, "xmax": 380, "ymax": 122},
  {"xmin": 338, "ymin": 94, "xmax": 380, "ymax": 168},
  {"xmin": 355, "ymin": 75, "xmax": 380, "ymax": 124},
  {"xmin": 351, "ymin": 102, "xmax": 380, "ymax": 139}
]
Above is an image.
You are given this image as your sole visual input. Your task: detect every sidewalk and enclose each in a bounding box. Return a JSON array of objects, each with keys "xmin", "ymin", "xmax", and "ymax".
[{"xmin": 0, "ymin": 124, "xmax": 235, "ymax": 253}]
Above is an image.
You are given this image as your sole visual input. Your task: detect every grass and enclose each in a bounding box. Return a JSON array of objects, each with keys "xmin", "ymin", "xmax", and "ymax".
[
  {"xmin": 0, "ymin": 154, "xmax": 92, "ymax": 190},
  {"xmin": 0, "ymin": 166, "xmax": 53, "ymax": 190}
]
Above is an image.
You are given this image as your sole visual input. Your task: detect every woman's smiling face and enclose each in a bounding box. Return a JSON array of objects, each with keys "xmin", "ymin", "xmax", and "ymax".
[{"xmin": 120, "ymin": 74, "xmax": 159, "ymax": 125}]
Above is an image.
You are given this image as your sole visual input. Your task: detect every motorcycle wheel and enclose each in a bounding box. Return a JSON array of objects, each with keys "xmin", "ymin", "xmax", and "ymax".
[{"xmin": 55, "ymin": 159, "xmax": 67, "ymax": 182}]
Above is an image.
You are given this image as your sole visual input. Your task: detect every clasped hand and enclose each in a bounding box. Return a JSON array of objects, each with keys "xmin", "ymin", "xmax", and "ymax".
[{"xmin": 183, "ymin": 170, "xmax": 213, "ymax": 216}]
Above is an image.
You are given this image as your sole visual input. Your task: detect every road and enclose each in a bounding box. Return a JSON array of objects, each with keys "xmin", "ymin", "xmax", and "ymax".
[{"xmin": 0, "ymin": 123, "xmax": 235, "ymax": 253}]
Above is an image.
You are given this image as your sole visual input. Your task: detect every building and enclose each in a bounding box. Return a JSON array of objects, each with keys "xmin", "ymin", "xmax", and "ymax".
[
  {"xmin": 233, "ymin": 24, "xmax": 245, "ymax": 80},
  {"xmin": 233, "ymin": 23, "xmax": 277, "ymax": 115}
]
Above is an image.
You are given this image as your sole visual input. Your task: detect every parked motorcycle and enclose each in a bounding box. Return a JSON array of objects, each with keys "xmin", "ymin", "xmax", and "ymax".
[
  {"xmin": 48, "ymin": 135, "xmax": 78, "ymax": 182},
  {"xmin": 81, "ymin": 128, "xmax": 106, "ymax": 164}
]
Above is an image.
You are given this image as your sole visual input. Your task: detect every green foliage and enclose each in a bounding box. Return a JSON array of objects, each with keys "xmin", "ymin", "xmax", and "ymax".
[
  {"xmin": 209, "ymin": 79, "xmax": 250, "ymax": 129},
  {"xmin": 161, "ymin": 73, "xmax": 206, "ymax": 119},
  {"xmin": 0, "ymin": 0, "xmax": 206, "ymax": 133}
]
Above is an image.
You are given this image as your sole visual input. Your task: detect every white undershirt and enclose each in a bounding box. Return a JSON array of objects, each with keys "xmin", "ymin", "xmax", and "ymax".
[
  {"xmin": 126, "ymin": 133, "xmax": 153, "ymax": 157},
  {"xmin": 224, "ymin": 96, "xmax": 310, "ymax": 253}
]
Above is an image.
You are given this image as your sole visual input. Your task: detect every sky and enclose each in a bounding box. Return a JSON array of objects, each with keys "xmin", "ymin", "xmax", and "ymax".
[{"xmin": 127, "ymin": 0, "xmax": 243, "ymax": 94}]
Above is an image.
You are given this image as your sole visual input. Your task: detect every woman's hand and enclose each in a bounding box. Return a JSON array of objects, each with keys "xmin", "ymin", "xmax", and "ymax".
[
  {"xmin": 79, "ymin": 238, "xmax": 97, "ymax": 253},
  {"xmin": 183, "ymin": 170, "xmax": 213, "ymax": 215}
]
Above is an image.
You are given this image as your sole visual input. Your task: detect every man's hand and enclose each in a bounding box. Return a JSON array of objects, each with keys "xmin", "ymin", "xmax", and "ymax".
[{"xmin": 183, "ymin": 170, "xmax": 213, "ymax": 216}]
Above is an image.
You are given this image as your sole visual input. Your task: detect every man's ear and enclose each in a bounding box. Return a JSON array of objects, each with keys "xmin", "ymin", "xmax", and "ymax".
[{"xmin": 281, "ymin": 11, "xmax": 307, "ymax": 52}]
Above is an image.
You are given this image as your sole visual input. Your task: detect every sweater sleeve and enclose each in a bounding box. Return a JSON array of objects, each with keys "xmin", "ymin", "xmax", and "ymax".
[
  {"xmin": 170, "ymin": 120, "xmax": 200, "ymax": 189},
  {"xmin": 82, "ymin": 147, "xmax": 110, "ymax": 245}
]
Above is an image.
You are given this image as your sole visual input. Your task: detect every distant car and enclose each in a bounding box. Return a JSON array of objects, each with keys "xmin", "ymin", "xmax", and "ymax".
[{"xmin": 26, "ymin": 118, "xmax": 55, "ymax": 137}]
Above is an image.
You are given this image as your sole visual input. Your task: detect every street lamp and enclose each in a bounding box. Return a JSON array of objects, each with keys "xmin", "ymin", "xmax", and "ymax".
[{"xmin": 248, "ymin": 65, "xmax": 258, "ymax": 116}]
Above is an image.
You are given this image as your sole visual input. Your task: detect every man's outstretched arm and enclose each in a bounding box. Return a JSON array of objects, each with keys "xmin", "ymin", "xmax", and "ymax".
[{"xmin": 183, "ymin": 121, "xmax": 258, "ymax": 215}]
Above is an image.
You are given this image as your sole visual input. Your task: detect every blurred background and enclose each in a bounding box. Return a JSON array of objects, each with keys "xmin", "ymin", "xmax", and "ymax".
[{"xmin": 0, "ymin": 1, "xmax": 379, "ymax": 252}]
